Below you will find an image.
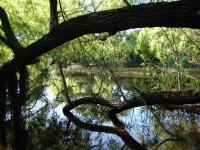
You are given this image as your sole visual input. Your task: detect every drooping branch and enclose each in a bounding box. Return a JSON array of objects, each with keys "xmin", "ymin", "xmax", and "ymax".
[
  {"xmin": 0, "ymin": 6, "xmax": 22, "ymax": 54},
  {"xmin": 16, "ymin": 1, "xmax": 200, "ymax": 66}
]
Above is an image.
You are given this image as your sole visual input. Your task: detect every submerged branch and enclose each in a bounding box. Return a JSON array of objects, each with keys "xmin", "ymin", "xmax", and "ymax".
[
  {"xmin": 64, "ymin": 108, "xmax": 147, "ymax": 149},
  {"xmin": 63, "ymin": 89, "xmax": 200, "ymax": 115},
  {"xmin": 63, "ymin": 89, "xmax": 200, "ymax": 149}
]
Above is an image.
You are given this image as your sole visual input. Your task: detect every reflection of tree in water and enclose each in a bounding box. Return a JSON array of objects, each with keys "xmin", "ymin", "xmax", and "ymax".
[
  {"xmin": 1, "ymin": 1, "xmax": 200, "ymax": 149},
  {"xmin": 25, "ymin": 99, "xmax": 200, "ymax": 149},
  {"xmin": 1, "ymin": 56, "xmax": 199, "ymax": 149},
  {"xmin": 130, "ymin": 106, "xmax": 200, "ymax": 149},
  {"xmin": 150, "ymin": 106, "xmax": 200, "ymax": 149},
  {"xmin": 36, "ymin": 70, "xmax": 198, "ymax": 149},
  {"xmin": 27, "ymin": 112, "xmax": 93, "ymax": 149},
  {"xmin": 0, "ymin": 65, "xmax": 196, "ymax": 149}
]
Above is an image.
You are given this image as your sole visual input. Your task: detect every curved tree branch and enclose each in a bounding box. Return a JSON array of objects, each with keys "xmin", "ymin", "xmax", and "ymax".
[
  {"xmin": 63, "ymin": 90, "xmax": 199, "ymax": 149},
  {"xmin": 0, "ymin": 6, "xmax": 22, "ymax": 54},
  {"xmin": 15, "ymin": 1, "xmax": 200, "ymax": 66},
  {"xmin": 63, "ymin": 90, "xmax": 200, "ymax": 115},
  {"xmin": 155, "ymin": 138, "xmax": 184, "ymax": 150},
  {"xmin": 63, "ymin": 97, "xmax": 120, "ymax": 111}
]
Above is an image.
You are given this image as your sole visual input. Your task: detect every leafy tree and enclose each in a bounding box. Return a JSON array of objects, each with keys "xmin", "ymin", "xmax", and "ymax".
[{"xmin": 0, "ymin": 0, "xmax": 200, "ymax": 149}]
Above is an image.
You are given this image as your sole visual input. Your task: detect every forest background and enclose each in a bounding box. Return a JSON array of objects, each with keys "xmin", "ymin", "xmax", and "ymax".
[{"xmin": 0, "ymin": 0, "xmax": 199, "ymax": 149}]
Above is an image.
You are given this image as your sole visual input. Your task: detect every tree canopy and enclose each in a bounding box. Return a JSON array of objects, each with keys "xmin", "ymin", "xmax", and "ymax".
[{"xmin": 0, "ymin": 0, "xmax": 200, "ymax": 149}]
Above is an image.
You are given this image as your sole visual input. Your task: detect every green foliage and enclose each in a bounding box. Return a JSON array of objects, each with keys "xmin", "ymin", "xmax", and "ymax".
[
  {"xmin": 0, "ymin": 0, "xmax": 49, "ymax": 46},
  {"xmin": 0, "ymin": 0, "xmax": 199, "ymax": 149},
  {"xmin": 137, "ymin": 29, "xmax": 159, "ymax": 66}
]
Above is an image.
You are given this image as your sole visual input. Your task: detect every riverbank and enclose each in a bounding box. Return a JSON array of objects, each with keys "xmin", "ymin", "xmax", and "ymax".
[{"xmin": 51, "ymin": 64, "xmax": 200, "ymax": 79}]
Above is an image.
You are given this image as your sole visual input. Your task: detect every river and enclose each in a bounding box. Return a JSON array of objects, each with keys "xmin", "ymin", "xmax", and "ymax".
[{"xmin": 41, "ymin": 68, "xmax": 200, "ymax": 149}]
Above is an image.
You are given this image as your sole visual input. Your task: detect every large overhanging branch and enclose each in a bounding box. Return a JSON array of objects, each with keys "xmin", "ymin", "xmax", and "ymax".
[{"xmin": 14, "ymin": 0, "xmax": 200, "ymax": 66}]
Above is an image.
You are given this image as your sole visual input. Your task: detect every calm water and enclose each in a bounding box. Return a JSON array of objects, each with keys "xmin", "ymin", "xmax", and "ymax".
[{"xmin": 42, "ymin": 71, "xmax": 200, "ymax": 150}]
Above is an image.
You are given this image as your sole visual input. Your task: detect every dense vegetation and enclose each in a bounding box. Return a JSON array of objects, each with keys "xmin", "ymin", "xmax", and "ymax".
[{"xmin": 0, "ymin": 0, "xmax": 199, "ymax": 149}]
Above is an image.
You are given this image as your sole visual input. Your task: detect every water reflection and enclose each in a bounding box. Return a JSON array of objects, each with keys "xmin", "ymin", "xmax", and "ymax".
[
  {"xmin": 63, "ymin": 104, "xmax": 200, "ymax": 149},
  {"xmin": 36, "ymin": 74, "xmax": 200, "ymax": 149},
  {"xmin": 121, "ymin": 106, "xmax": 200, "ymax": 149}
]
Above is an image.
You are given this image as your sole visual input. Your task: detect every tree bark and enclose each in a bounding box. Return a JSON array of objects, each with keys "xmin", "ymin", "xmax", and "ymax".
[
  {"xmin": 0, "ymin": 70, "xmax": 7, "ymax": 148},
  {"xmin": 49, "ymin": 0, "xmax": 58, "ymax": 30},
  {"xmin": 63, "ymin": 90, "xmax": 200, "ymax": 115},
  {"xmin": 0, "ymin": 6, "xmax": 22, "ymax": 54}
]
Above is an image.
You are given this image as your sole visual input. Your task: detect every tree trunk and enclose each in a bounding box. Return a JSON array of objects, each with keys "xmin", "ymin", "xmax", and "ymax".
[
  {"xmin": 0, "ymin": 64, "xmax": 27, "ymax": 150},
  {"xmin": 49, "ymin": 0, "xmax": 58, "ymax": 30},
  {"xmin": 0, "ymin": 71, "xmax": 7, "ymax": 148}
]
